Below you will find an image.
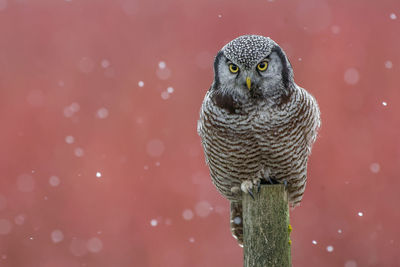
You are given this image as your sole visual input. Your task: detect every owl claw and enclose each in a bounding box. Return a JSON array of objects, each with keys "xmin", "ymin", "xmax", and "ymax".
[
  {"xmin": 240, "ymin": 180, "xmax": 256, "ymax": 199},
  {"xmin": 248, "ymin": 189, "xmax": 255, "ymax": 200}
]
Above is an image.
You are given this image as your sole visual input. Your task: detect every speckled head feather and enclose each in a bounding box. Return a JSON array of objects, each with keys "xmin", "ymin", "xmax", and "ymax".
[{"xmin": 222, "ymin": 35, "xmax": 277, "ymax": 69}]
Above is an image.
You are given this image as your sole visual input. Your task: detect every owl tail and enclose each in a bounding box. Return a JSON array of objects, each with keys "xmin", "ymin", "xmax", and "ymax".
[{"xmin": 230, "ymin": 201, "xmax": 244, "ymax": 247}]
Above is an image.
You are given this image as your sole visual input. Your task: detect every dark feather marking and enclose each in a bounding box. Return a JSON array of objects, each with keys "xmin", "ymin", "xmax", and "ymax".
[
  {"xmin": 212, "ymin": 51, "xmax": 224, "ymax": 90},
  {"xmin": 211, "ymin": 91, "xmax": 238, "ymax": 114},
  {"xmin": 271, "ymin": 46, "xmax": 293, "ymax": 105}
]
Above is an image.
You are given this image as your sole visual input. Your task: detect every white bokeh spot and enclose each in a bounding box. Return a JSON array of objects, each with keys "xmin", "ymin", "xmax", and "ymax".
[
  {"xmin": 49, "ymin": 176, "xmax": 61, "ymax": 187},
  {"xmin": 146, "ymin": 139, "xmax": 165, "ymax": 157},
  {"xmin": 195, "ymin": 201, "xmax": 212, "ymax": 218},
  {"xmin": 384, "ymin": 61, "xmax": 393, "ymax": 69},
  {"xmin": 51, "ymin": 230, "xmax": 64, "ymax": 243},
  {"xmin": 370, "ymin": 163, "xmax": 380, "ymax": 173},
  {"xmin": 74, "ymin": 147, "xmax": 84, "ymax": 157},
  {"xmin": 344, "ymin": 68, "xmax": 360, "ymax": 85},
  {"xmin": 101, "ymin": 59, "xmax": 110, "ymax": 68},
  {"xmin": 326, "ymin": 245, "xmax": 334, "ymax": 252},
  {"xmin": 345, "ymin": 260, "xmax": 358, "ymax": 267},
  {"xmin": 87, "ymin": 237, "xmax": 103, "ymax": 253},
  {"xmin": 65, "ymin": 135, "xmax": 75, "ymax": 144},
  {"xmin": 182, "ymin": 209, "xmax": 194, "ymax": 221},
  {"xmin": 96, "ymin": 108, "xmax": 109, "ymax": 119},
  {"xmin": 14, "ymin": 214, "xmax": 26, "ymax": 225}
]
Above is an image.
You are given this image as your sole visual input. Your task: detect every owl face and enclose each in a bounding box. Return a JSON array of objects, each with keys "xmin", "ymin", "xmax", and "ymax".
[
  {"xmin": 212, "ymin": 35, "xmax": 293, "ymax": 109},
  {"xmin": 215, "ymin": 51, "xmax": 284, "ymax": 97}
]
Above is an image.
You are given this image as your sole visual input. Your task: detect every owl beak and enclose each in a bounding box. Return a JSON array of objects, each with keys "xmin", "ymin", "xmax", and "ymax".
[{"xmin": 246, "ymin": 77, "xmax": 251, "ymax": 90}]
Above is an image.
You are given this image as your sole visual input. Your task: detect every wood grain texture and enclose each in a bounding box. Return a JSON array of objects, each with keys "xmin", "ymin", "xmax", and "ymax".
[{"xmin": 243, "ymin": 185, "xmax": 291, "ymax": 267}]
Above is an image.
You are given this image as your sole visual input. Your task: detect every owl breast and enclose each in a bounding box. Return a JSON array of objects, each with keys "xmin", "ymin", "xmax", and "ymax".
[{"xmin": 198, "ymin": 86, "xmax": 320, "ymax": 205}]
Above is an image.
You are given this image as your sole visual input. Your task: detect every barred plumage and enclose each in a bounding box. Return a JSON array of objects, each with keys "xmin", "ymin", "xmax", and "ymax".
[{"xmin": 197, "ymin": 35, "xmax": 320, "ymax": 245}]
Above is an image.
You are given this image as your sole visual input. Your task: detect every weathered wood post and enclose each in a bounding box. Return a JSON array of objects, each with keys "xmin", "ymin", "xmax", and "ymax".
[{"xmin": 243, "ymin": 184, "xmax": 291, "ymax": 267}]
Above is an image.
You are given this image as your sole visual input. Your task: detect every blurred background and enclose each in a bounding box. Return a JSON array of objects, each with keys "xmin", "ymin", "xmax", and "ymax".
[{"xmin": 0, "ymin": 0, "xmax": 399, "ymax": 266}]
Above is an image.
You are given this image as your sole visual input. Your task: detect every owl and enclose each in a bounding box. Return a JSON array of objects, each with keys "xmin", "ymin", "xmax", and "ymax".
[{"xmin": 197, "ymin": 35, "xmax": 320, "ymax": 246}]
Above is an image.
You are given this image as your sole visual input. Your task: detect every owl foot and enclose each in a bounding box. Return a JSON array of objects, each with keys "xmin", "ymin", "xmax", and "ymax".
[
  {"xmin": 241, "ymin": 179, "xmax": 261, "ymax": 200},
  {"xmin": 283, "ymin": 179, "xmax": 288, "ymax": 189}
]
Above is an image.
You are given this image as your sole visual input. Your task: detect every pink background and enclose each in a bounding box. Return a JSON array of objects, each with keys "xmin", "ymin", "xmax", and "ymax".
[{"xmin": 0, "ymin": 0, "xmax": 399, "ymax": 266}]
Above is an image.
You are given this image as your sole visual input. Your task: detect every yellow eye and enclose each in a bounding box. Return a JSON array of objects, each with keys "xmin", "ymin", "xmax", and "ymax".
[
  {"xmin": 257, "ymin": 61, "xmax": 268, "ymax": 71},
  {"xmin": 229, "ymin": 63, "xmax": 239, "ymax": 73}
]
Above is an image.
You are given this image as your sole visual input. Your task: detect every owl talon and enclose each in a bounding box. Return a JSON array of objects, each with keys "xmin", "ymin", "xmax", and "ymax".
[
  {"xmin": 240, "ymin": 180, "xmax": 256, "ymax": 199},
  {"xmin": 248, "ymin": 189, "xmax": 255, "ymax": 200}
]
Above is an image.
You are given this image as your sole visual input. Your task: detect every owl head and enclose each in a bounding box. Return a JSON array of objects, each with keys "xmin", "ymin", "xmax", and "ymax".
[{"xmin": 211, "ymin": 35, "xmax": 294, "ymax": 111}]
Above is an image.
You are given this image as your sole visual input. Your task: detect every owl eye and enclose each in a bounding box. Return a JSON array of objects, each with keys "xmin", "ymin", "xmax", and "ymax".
[
  {"xmin": 229, "ymin": 63, "xmax": 239, "ymax": 73},
  {"xmin": 257, "ymin": 61, "xmax": 268, "ymax": 71}
]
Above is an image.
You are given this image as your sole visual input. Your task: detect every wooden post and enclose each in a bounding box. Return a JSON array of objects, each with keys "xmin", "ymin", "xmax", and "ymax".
[{"xmin": 243, "ymin": 184, "xmax": 291, "ymax": 267}]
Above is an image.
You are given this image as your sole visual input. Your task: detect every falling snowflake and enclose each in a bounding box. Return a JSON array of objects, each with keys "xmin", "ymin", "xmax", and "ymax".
[
  {"xmin": 344, "ymin": 260, "xmax": 358, "ymax": 267},
  {"xmin": 331, "ymin": 25, "xmax": 341, "ymax": 34},
  {"xmin": 167, "ymin": 86, "xmax": 174, "ymax": 93},
  {"xmin": 195, "ymin": 201, "xmax": 212, "ymax": 218},
  {"xmin": 49, "ymin": 176, "xmax": 61, "ymax": 187},
  {"xmin": 14, "ymin": 214, "xmax": 26, "ymax": 226},
  {"xmin": 370, "ymin": 163, "xmax": 380, "ymax": 173},
  {"xmin": 74, "ymin": 147, "xmax": 84, "ymax": 157},
  {"xmin": 384, "ymin": 61, "xmax": 393, "ymax": 69},
  {"xmin": 156, "ymin": 67, "xmax": 171, "ymax": 80},
  {"xmin": 63, "ymin": 102, "xmax": 80, "ymax": 118},
  {"xmin": 344, "ymin": 68, "xmax": 360, "ymax": 85},
  {"xmin": 51, "ymin": 230, "xmax": 64, "ymax": 243},
  {"xmin": 96, "ymin": 108, "xmax": 109, "ymax": 119},
  {"xmin": 146, "ymin": 139, "xmax": 165, "ymax": 157},
  {"xmin": 101, "ymin": 59, "xmax": 110, "ymax": 68},
  {"xmin": 87, "ymin": 237, "xmax": 103, "ymax": 253},
  {"xmin": 65, "ymin": 136, "xmax": 75, "ymax": 144},
  {"xmin": 70, "ymin": 238, "xmax": 88, "ymax": 257},
  {"xmin": 78, "ymin": 57, "xmax": 95, "ymax": 73},
  {"xmin": 161, "ymin": 91, "xmax": 169, "ymax": 100},
  {"xmin": 326, "ymin": 245, "xmax": 334, "ymax": 252},
  {"xmin": 158, "ymin": 61, "xmax": 166, "ymax": 69},
  {"xmin": 182, "ymin": 209, "xmax": 194, "ymax": 221}
]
